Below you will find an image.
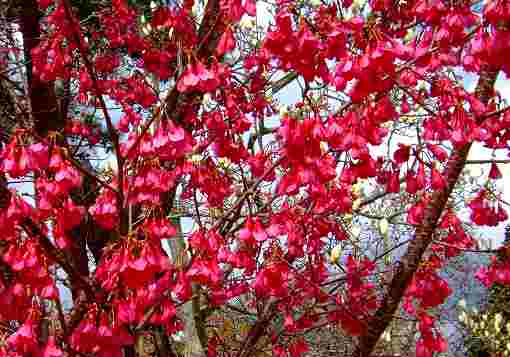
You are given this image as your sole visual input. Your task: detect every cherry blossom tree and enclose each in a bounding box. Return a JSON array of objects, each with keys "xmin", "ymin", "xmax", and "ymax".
[{"xmin": 1, "ymin": 0, "xmax": 510, "ymax": 356}]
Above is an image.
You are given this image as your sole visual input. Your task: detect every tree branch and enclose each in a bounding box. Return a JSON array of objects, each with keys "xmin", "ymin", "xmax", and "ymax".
[
  {"xmin": 352, "ymin": 64, "xmax": 500, "ymax": 357},
  {"xmin": 21, "ymin": 218, "xmax": 95, "ymax": 300},
  {"xmin": 61, "ymin": 0, "xmax": 125, "ymax": 222}
]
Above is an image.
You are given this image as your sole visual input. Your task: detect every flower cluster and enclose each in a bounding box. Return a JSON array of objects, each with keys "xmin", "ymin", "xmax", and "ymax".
[{"xmin": 2, "ymin": 0, "xmax": 510, "ymax": 356}]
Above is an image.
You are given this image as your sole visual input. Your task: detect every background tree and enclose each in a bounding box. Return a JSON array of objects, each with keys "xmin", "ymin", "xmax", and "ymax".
[{"xmin": 459, "ymin": 224, "xmax": 510, "ymax": 357}]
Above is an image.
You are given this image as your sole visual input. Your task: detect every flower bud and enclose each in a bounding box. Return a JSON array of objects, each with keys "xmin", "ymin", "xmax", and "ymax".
[
  {"xmin": 142, "ymin": 24, "xmax": 152, "ymax": 36},
  {"xmin": 218, "ymin": 157, "xmax": 231, "ymax": 167},
  {"xmin": 330, "ymin": 244, "xmax": 342, "ymax": 264},
  {"xmin": 494, "ymin": 313, "xmax": 502, "ymax": 331},
  {"xmin": 239, "ymin": 17, "xmax": 255, "ymax": 29},
  {"xmin": 352, "ymin": 198, "xmax": 361, "ymax": 211},
  {"xmin": 202, "ymin": 92, "xmax": 212, "ymax": 106},
  {"xmin": 351, "ymin": 225, "xmax": 361, "ymax": 238},
  {"xmin": 351, "ymin": 182, "xmax": 362, "ymax": 196},
  {"xmin": 320, "ymin": 141, "xmax": 328, "ymax": 154},
  {"xmin": 382, "ymin": 330, "xmax": 391, "ymax": 342},
  {"xmin": 379, "ymin": 218, "xmax": 389, "ymax": 236},
  {"xmin": 190, "ymin": 154, "xmax": 202, "ymax": 164}
]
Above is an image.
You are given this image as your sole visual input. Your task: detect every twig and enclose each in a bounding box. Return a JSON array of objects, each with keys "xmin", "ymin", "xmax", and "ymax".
[
  {"xmin": 21, "ymin": 219, "xmax": 95, "ymax": 300},
  {"xmin": 61, "ymin": 0, "xmax": 124, "ymax": 210},
  {"xmin": 213, "ymin": 157, "xmax": 284, "ymax": 231},
  {"xmin": 465, "ymin": 159, "xmax": 510, "ymax": 164}
]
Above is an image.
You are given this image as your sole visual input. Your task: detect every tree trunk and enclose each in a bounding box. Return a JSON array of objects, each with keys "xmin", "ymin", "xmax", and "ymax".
[{"xmin": 168, "ymin": 224, "xmax": 206, "ymax": 357}]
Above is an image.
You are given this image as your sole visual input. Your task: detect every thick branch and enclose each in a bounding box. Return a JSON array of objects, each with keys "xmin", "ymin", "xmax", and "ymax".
[
  {"xmin": 352, "ymin": 65, "xmax": 500, "ymax": 357},
  {"xmin": 18, "ymin": 0, "xmax": 94, "ymax": 295},
  {"xmin": 19, "ymin": 0, "xmax": 61, "ymax": 135},
  {"xmin": 235, "ymin": 307, "xmax": 275, "ymax": 357},
  {"xmin": 21, "ymin": 218, "xmax": 95, "ymax": 299}
]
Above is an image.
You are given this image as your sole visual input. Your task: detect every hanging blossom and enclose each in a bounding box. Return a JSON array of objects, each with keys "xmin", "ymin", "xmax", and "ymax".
[{"xmin": 2, "ymin": 0, "xmax": 510, "ymax": 356}]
